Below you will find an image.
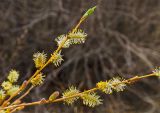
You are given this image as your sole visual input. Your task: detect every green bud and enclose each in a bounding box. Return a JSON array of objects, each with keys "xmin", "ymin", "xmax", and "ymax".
[
  {"xmin": 82, "ymin": 6, "xmax": 96, "ymax": 19},
  {"xmin": 49, "ymin": 91, "xmax": 59, "ymax": 102}
]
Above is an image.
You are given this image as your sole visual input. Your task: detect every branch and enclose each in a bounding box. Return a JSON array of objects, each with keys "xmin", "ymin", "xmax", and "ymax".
[{"xmin": 0, "ymin": 73, "xmax": 156, "ymax": 110}]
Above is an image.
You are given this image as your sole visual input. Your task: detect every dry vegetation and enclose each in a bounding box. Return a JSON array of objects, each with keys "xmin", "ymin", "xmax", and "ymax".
[{"xmin": 0, "ymin": 0, "xmax": 160, "ymax": 113}]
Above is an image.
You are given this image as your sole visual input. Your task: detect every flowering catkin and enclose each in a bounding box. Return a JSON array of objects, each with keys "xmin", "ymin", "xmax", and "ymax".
[
  {"xmin": 1, "ymin": 81, "xmax": 12, "ymax": 91},
  {"xmin": 7, "ymin": 70, "xmax": 19, "ymax": 83},
  {"xmin": 62, "ymin": 86, "xmax": 79, "ymax": 105},
  {"xmin": 52, "ymin": 51, "xmax": 63, "ymax": 67},
  {"xmin": 55, "ymin": 35, "xmax": 70, "ymax": 48},
  {"xmin": 97, "ymin": 77, "xmax": 126, "ymax": 94},
  {"xmin": 7, "ymin": 85, "xmax": 19, "ymax": 96},
  {"xmin": 33, "ymin": 52, "xmax": 47, "ymax": 68},
  {"xmin": 31, "ymin": 73, "xmax": 45, "ymax": 86},
  {"xmin": 68, "ymin": 29, "xmax": 87, "ymax": 44},
  {"xmin": 81, "ymin": 93, "xmax": 102, "ymax": 107},
  {"xmin": 110, "ymin": 77, "xmax": 126, "ymax": 92}
]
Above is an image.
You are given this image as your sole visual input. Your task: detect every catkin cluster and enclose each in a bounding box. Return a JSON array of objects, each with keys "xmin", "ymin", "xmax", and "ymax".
[
  {"xmin": 0, "ymin": 70, "xmax": 20, "ymax": 101},
  {"xmin": 61, "ymin": 77, "xmax": 126, "ymax": 107}
]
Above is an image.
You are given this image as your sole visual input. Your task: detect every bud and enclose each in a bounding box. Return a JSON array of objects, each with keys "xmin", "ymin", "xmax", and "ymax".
[
  {"xmin": 49, "ymin": 91, "xmax": 59, "ymax": 102},
  {"xmin": 17, "ymin": 106, "xmax": 24, "ymax": 111},
  {"xmin": 82, "ymin": 6, "xmax": 96, "ymax": 19},
  {"xmin": 13, "ymin": 100, "xmax": 21, "ymax": 105},
  {"xmin": 40, "ymin": 98, "xmax": 47, "ymax": 104}
]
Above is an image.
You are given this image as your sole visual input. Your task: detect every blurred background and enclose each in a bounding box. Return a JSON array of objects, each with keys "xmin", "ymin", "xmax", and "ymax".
[{"xmin": 0, "ymin": 0, "xmax": 160, "ymax": 113}]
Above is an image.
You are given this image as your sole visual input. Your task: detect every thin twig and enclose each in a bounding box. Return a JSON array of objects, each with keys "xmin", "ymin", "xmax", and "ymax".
[{"xmin": 12, "ymin": 86, "xmax": 34, "ymax": 105}]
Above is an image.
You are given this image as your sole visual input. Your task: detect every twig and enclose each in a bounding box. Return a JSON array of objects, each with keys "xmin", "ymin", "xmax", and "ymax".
[{"xmin": 12, "ymin": 86, "xmax": 34, "ymax": 105}]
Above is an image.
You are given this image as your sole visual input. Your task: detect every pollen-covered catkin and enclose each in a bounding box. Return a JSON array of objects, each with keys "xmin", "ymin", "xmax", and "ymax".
[
  {"xmin": 110, "ymin": 77, "xmax": 126, "ymax": 92},
  {"xmin": 62, "ymin": 86, "xmax": 79, "ymax": 105},
  {"xmin": 7, "ymin": 85, "xmax": 19, "ymax": 96},
  {"xmin": 31, "ymin": 73, "xmax": 45, "ymax": 86},
  {"xmin": 97, "ymin": 77, "xmax": 126, "ymax": 94},
  {"xmin": 1, "ymin": 81, "xmax": 12, "ymax": 91},
  {"xmin": 7, "ymin": 70, "xmax": 19, "ymax": 83},
  {"xmin": 81, "ymin": 93, "xmax": 102, "ymax": 107},
  {"xmin": 68, "ymin": 29, "xmax": 87, "ymax": 44},
  {"xmin": 55, "ymin": 35, "xmax": 70, "ymax": 48},
  {"xmin": 52, "ymin": 51, "xmax": 63, "ymax": 67},
  {"xmin": 33, "ymin": 52, "xmax": 47, "ymax": 68}
]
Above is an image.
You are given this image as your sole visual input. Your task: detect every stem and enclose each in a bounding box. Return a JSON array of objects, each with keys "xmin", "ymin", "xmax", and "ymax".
[
  {"xmin": 2, "ymin": 81, "xmax": 27, "ymax": 107},
  {"xmin": 126, "ymin": 73, "xmax": 155, "ymax": 83},
  {"xmin": 12, "ymin": 86, "xmax": 34, "ymax": 105},
  {"xmin": 53, "ymin": 88, "xmax": 98, "ymax": 103},
  {"xmin": 0, "ymin": 73, "xmax": 157, "ymax": 110},
  {"xmin": 0, "ymin": 88, "xmax": 98, "ymax": 110},
  {"xmin": 1, "ymin": 101, "xmax": 42, "ymax": 110}
]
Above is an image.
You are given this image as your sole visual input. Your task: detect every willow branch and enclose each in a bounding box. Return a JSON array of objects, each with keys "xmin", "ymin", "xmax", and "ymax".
[
  {"xmin": 0, "ymin": 73, "xmax": 156, "ymax": 110},
  {"xmin": 1, "ymin": 16, "xmax": 87, "ymax": 107}
]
